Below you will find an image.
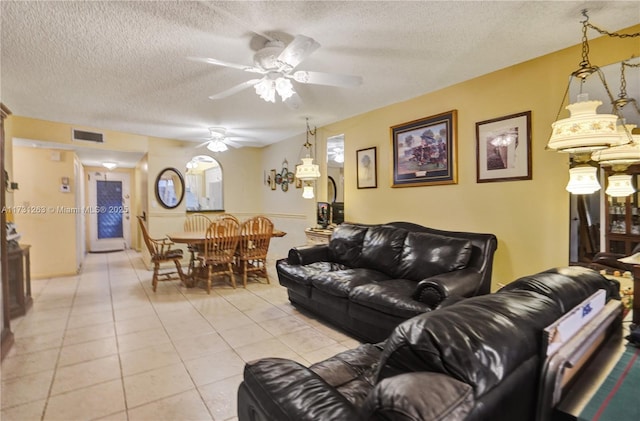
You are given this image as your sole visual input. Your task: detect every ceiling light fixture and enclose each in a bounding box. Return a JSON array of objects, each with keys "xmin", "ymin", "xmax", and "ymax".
[
  {"xmin": 546, "ymin": 10, "xmax": 640, "ymax": 155},
  {"xmin": 206, "ymin": 127, "xmax": 229, "ymax": 152},
  {"xmin": 295, "ymin": 118, "xmax": 321, "ymax": 199},
  {"xmin": 102, "ymin": 162, "xmax": 117, "ymax": 170},
  {"xmin": 207, "ymin": 139, "xmax": 228, "ymax": 152},
  {"xmin": 254, "ymin": 74, "xmax": 295, "ymax": 103}
]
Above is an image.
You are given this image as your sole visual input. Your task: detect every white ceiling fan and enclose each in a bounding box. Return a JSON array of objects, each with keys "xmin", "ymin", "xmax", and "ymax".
[
  {"xmin": 195, "ymin": 127, "xmax": 244, "ymax": 152},
  {"xmin": 188, "ymin": 34, "xmax": 363, "ymax": 104}
]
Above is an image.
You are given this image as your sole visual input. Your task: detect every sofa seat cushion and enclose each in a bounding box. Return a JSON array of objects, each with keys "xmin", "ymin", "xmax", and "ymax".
[
  {"xmin": 278, "ymin": 261, "xmax": 349, "ymax": 287},
  {"xmin": 361, "ymin": 372, "xmax": 475, "ymax": 421},
  {"xmin": 310, "ymin": 343, "xmax": 382, "ymax": 407},
  {"xmin": 311, "ymin": 269, "xmax": 391, "ymax": 297},
  {"xmin": 349, "ymin": 279, "xmax": 432, "ymax": 318},
  {"xmin": 394, "ymin": 231, "xmax": 473, "ymax": 281}
]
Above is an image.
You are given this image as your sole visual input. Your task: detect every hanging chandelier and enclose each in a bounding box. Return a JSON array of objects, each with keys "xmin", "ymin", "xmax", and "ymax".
[
  {"xmin": 546, "ymin": 10, "xmax": 640, "ymax": 196},
  {"xmin": 295, "ymin": 118, "xmax": 321, "ymax": 199},
  {"xmin": 546, "ymin": 11, "xmax": 638, "ymax": 155}
]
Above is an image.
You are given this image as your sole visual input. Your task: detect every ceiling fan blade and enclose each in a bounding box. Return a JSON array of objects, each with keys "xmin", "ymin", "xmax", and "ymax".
[
  {"xmin": 224, "ymin": 139, "xmax": 243, "ymax": 148},
  {"xmin": 208, "ymin": 78, "xmax": 263, "ymax": 100},
  {"xmin": 195, "ymin": 140, "xmax": 211, "ymax": 148},
  {"xmin": 277, "ymin": 35, "xmax": 320, "ymax": 71},
  {"xmin": 284, "ymin": 93, "xmax": 304, "ymax": 110},
  {"xmin": 187, "ymin": 56, "xmax": 264, "ymax": 74},
  {"xmin": 292, "ymin": 71, "xmax": 362, "ymax": 88}
]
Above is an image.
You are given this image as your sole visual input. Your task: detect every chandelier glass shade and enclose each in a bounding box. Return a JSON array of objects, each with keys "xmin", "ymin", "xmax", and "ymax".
[
  {"xmin": 295, "ymin": 157, "xmax": 320, "ymax": 181},
  {"xmin": 591, "ymin": 124, "xmax": 640, "ymax": 166},
  {"xmin": 547, "ymin": 96, "xmax": 626, "ymax": 154},
  {"xmin": 565, "ymin": 165, "xmax": 601, "ymax": 194},
  {"xmin": 605, "ymin": 173, "xmax": 635, "ymax": 197},
  {"xmin": 302, "ymin": 184, "xmax": 315, "ymax": 199}
]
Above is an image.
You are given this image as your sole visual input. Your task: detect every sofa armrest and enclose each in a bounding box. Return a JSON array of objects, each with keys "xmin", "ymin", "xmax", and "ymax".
[
  {"xmin": 287, "ymin": 244, "xmax": 330, "ymax": 265},
  {"xmin": 239, "ymin": 358, "xmax": 358, "ymax": 421},
  {"xmin": 361, "ymin": 372, "xmax": 474, "ymax": 421},
  {"xmin": 590, "ymin": 251, "xmax": 630, "ymax": 271},
  {"xmin": 412, "ymin": 268, "xmax": 483, "ymax": 306}
]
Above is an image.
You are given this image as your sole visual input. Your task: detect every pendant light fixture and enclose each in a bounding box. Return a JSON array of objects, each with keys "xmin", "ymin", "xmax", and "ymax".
[
  {"xmin": 547, "ymin": 10, "xmax": 640, "ymax": 155},
  {"xmin": 295, "ymin": 118, "xmax": 321, "ymax": 199}
]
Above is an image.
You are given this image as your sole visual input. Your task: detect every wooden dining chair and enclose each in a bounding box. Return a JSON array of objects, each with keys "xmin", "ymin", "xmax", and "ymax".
[
  {"xmin": 236, "ymin": 215, "xmax": 274, "ymax": 287},
  {"xmin": 137, "ymin": 216, "xmax": 184, "ymax": 292},
  {"xmin": 197, "ymin": 217, "xmax": 240, "ymax": 293},
  {"xmin": 184, "ymin": 213, "xmax": 212, "ymax": 273}
]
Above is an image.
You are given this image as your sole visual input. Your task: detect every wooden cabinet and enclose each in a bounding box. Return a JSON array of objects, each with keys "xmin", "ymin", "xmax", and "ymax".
[
  {"xmin": 7, "ymin": 244, "xmax": 32, "ymax": 318},
  {"xmin": 304, "ymin": 228, "xmax": 332, "ymax": 245},
  {"xmin": 1, "ymin": 103, "xmax": 14, "ymax": 360},
  {"xmin": 604, "ymin": 166, "xmax": 640, "ymax": 254}
]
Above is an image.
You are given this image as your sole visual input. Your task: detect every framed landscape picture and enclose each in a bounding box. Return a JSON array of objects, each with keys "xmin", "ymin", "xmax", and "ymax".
[
  {"xmin": 357, "ymin": 147, "xmax": 377, "ymax": 189},
  {"xmin": 476, "ymin": 111, "xmax": 532, "ymax": 183},
  {"xmin": 391, "ymin": 110, "xmax": 457, "ymax": 187}
]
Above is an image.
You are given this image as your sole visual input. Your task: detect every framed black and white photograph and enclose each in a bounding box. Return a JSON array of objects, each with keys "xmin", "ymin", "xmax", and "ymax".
[
  {"xmin": 391, "ymin": 110, "xmax": 457, "ymax": 187},
  {"xmin": 357, "ymin": 147, "xmax": 377, "ymax": 189},
  {"xmin": 476, "ymin": 111, "xmax": 532, "ymax": 183}
]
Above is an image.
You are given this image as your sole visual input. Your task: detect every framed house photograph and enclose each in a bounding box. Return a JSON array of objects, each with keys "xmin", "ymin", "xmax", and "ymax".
[
  {"xmin": 476, "ymin": 111, "xmax": 532, "ymax": 183},
  {"xmin": 391, "ymin": 110, "xmax": 457, "ymax": 187},
  {"xmin": 357, "ymin": 147, "xmax": 377, "ymax": 189},
  {"xmin": 269, "ymin": 169, "xmax": 276, "ymax": 190}
]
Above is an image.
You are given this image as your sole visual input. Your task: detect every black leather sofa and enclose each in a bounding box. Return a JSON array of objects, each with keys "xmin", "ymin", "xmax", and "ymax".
[
  {"xmin": 276, "ymin": 222, "xmax": 498, "ymax": 342},
  {"xmin": 238, "ymin": 267, "xmax": 620, "ymax": 421}
]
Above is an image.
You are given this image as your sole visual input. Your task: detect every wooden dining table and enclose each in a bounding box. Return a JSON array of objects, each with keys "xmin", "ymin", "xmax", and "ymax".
[{"xmin": 167, "ymin": 229, "xmax": 286, "ymax": 287}]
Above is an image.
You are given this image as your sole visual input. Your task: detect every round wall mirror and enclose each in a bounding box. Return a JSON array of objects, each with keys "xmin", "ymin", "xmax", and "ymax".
[{"xmin": 155, "ymin": 167, "xmax": 185, "ymax": 209}]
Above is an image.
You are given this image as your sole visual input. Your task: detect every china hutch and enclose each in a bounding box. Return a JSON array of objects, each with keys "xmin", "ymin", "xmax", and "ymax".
[{"xmin": 604, "ymin": 164, "xmax": 640, "ymax": 255}]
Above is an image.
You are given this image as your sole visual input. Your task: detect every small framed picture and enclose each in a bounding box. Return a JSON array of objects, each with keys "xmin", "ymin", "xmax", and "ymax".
[
  {"xmin": 357, "ymin": 147, "xmax": 377, "ymax": 189},
  {"xmin": 391, "ymin": 110, "xmax": 457, "ymax": 187},
  {"xmin": 476, "ymin": 111, "xmax": 532, "ymax": 183},
  {"xmin": 269, "ymin": 169, "xmax": 276, "ymax": 190}
]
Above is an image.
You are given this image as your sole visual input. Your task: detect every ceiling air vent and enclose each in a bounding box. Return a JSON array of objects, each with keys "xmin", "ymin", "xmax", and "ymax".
[{"xmin": 72, "ymin": 129, "xmax": 104, "ymax": 143}]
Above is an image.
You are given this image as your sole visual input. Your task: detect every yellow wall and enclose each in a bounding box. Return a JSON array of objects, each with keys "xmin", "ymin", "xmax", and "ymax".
[
  {"xmin": 320, "ymin": 25, "xmax": 640, "ymax": 288},
  {"xmin": 12, "ymin": 146, "xmax": 77, "ymax": 278}
]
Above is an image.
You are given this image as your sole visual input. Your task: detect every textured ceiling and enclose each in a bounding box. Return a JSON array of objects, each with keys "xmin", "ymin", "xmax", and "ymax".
[{"xmin": 1, "ymin": 1, "xmax": 639, "ymax": 152}]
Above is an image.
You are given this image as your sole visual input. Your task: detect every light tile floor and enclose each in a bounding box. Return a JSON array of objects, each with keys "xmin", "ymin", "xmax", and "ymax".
[{"xmin": 1, "ymin": 250, "xmax": 361, "ymax": 421}]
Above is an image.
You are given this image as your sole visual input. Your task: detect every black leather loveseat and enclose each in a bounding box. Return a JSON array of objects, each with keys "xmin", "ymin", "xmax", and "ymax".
[
  {"xmin": 276, "ymin": 222, "xmax": 498, "ymax": 342},
  {"xmin": 238, "ymin": 267, "xmax": 620, "ymax": 421}
]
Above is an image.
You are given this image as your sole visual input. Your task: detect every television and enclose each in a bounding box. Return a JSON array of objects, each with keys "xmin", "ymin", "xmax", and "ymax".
[{"xmin": 331, "ymin": 202, "xmax": 344, "ymax": 225}]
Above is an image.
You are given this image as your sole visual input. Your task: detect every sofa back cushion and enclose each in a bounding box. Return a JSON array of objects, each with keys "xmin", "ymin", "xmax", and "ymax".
[
  {"xmin": 376, "ymin": 290, "xmax": 563, "ymax": 397},
  {"xmin": 358, "ymin": 225, "xmax": 409, "ymax": 276},
  {"xmin": 393, "ymin": 231, "xmax": 473, "ymax": 281},
  {"xmin": 328, "ymin": 223, "xmax": 369, "ymax": 267},
  {"xmin": 499, "ymin": 266, "xmax": 616, "ymax": 313}
]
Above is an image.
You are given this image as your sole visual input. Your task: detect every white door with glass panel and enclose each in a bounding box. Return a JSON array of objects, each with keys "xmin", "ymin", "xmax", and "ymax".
[{"xmin": 88, "ymin": 171, "xmax": 131, "ymax": 252}]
